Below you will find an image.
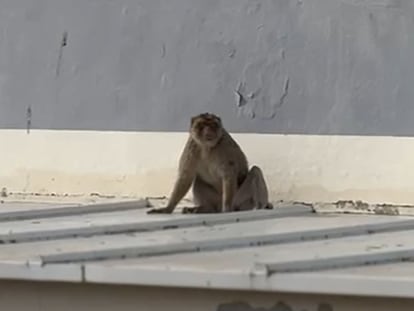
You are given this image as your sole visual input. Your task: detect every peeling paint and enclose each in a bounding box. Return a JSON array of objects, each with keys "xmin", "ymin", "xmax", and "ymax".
[
  {"xmin": 228, "ymin": 48, "xmax": 236, "ymax": 58},
  {"xmin": 277, "ymin": 77, "xmax": 290, "ymax": 110},
  {"xmin": 374, "ymin": 204, "xmax": 400, "ymax": 215},
  {"xmin": 161, "ymin": 43, "xmax": 166, "ymax": 58},
  {"xmin": 235, "ymin": 82, "xmax": 248, "ymax": 107},
  {"xmin": 236, "ymin": 45, "xmax": 289, "ymax": 121},
  {"xmin": 337, "ymin": 200, "xmax": 370, "ymax": 210},
  {"xmin": 314, "ymin": 200, "xmax": 411, "ymax": 216}
]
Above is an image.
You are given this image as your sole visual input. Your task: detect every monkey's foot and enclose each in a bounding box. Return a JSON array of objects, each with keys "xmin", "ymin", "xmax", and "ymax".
[
  {"xmin": 146, "ymin": 208, "xmax": 172, "ymax": 214},
  {"xmin": 182, "ymin": 206, "xmax": 218, "ymax": 214},
  {"xmin": 260, "ymin": 203, "xmax": 274, "ymax": 210},
  {"xmin": 182, "ymin": 207, "xmax": 197, "ymax": 214},
  {"xmin": 251, "ymin": 203, "xmax": 273, "ymax": 209}
]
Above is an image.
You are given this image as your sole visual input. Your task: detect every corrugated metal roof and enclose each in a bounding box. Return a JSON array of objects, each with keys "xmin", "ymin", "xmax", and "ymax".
[{"xmin": 1, "ymin": 199, "xmax": 414, "ymax": 298}]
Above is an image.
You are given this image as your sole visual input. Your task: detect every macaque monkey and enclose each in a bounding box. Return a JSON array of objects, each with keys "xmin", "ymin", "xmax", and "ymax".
[{"xmin": 147, "ymin": 113, "xmax": 272, "ymax": 214}]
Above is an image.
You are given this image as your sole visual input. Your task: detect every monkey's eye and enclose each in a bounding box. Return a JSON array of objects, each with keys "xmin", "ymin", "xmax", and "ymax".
[{"xmin": 196, "ymin": 124, "xmax": 204, "ymax": 131}]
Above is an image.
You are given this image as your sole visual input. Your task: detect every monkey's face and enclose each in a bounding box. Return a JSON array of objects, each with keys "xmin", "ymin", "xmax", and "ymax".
[{"xmin": 190, "ymin": 113, "xmax": 223, "ymax": 147}]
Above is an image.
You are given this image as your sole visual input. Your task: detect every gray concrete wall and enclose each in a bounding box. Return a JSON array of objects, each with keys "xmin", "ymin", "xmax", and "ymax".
[{"xmin": 0, "ymin": 0, "xmax": 413, "ymax": 135}]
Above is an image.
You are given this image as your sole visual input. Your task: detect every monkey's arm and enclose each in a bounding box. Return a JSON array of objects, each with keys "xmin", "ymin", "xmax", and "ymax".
[
  {"xmin": 165, "ymin": 174, "xmax": 194, "ymax": 212},
  {"xmin": 147, "ymin": 140, "xmax": 198, "ymax": 214}
]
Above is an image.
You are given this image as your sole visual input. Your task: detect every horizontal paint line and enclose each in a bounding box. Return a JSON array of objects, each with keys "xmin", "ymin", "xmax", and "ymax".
[
  {"xmin": 0, "ymin": 199, "xmax": 149, "ymax": 222},
  {"xmin": 41, "ymin": 218, "xmax": 414, "ymax": 265},
  {"xmin": 0, "ymin": 206, "xmax": 312, "ymax": 244}
]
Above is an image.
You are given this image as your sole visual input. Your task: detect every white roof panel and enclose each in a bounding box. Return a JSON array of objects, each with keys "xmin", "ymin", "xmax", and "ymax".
[{"xmin": 1, "ymin": 199, "xmax": 414, "ymax": 298}]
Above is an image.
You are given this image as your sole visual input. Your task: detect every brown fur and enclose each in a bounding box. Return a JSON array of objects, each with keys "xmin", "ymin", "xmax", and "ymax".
[{"xmin": 147, "ymin": 113, "xmax": 272, "ymax": 214}]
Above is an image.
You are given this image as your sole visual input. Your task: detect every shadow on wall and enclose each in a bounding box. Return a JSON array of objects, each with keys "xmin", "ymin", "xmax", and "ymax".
[{"xmin": 217, "ymin": 301, "xmax": 333, "ymax": 311}]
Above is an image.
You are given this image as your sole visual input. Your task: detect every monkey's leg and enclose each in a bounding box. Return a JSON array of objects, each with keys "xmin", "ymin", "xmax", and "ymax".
[
  {"xmin": 222, "ymin": 176, "xmax": 238, "ymax": 213},
  {"xmin": 232, "ymin": 166, "xmax": 272, "ymax": 211},
  {"xmin": 183, "ymin": 176, "xmax": 221, "ymax": 214}
]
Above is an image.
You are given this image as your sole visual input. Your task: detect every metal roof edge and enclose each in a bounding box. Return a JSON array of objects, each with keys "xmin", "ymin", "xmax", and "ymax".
[{"xmin": 82, "ymin": 262, "xmax": 414, "ymax": 299}]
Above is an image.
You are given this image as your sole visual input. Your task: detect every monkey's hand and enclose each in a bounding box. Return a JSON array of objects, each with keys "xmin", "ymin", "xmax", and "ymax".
[
  {"xmin": 257, "ymin": 203, "xmax": 274, "ymax": 210},
  {"xmin": 146, "ymin": 207, "xmax": 173, "ymax": 214},
  {"xmin": 182, "ymin": 207, "xmax": 197, "ymax": 214}
]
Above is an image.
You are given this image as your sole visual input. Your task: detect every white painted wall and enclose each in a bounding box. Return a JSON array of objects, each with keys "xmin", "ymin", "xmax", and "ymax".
[{"xmin": 2, "ymin": 130, "xmax": 414, "ymax": 205}]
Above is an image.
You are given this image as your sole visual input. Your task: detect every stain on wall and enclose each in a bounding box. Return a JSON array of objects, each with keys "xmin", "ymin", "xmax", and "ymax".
[
  {"xmin": 0, "ymin": 0, "xmax": 413, "ymax": 136},
  {"xmin": 217, "ymin": 301, "xmax": 333, "ymax": 311}
]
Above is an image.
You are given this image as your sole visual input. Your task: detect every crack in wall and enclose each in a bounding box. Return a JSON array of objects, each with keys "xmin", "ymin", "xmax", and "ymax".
[
  {"xmin": 26, "ymin": 105, "xmax": 31, "ymax": 134},
  {"xmin": 56, "ymin": 31, "xmax": 68, "ymax": 78}
]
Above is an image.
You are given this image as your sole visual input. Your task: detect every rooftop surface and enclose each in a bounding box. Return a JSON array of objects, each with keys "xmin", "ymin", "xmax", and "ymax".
[{"xmin": 1, "ymin": 199, "xmax": 414, "ymax": 298}]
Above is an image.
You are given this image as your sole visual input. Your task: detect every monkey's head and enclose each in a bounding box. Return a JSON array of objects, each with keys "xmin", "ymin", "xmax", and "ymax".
[{"xmin": 190, "ymin": 113, "xmax": 224, "ymax": 147}]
